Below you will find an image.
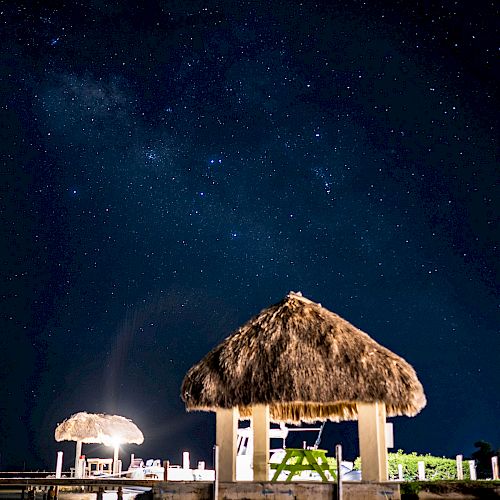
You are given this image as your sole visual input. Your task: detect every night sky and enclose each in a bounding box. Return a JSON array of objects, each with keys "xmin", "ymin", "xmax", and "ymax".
[{"xmin": 1, "ymin": 0, "xmax": 498, "ymax": 471}]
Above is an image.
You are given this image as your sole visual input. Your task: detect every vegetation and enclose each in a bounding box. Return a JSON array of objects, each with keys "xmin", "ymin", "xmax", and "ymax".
[
  {"xmin": 309, "ymin": 439, "xmax": 498, "ymax": 482},
  {"xmin": 354, "ymin": 450, "xmax": 472, "ymax": 480},
  {"xmin": 401, "ymin": 480, "xmax": 500, "ymax": 499}
]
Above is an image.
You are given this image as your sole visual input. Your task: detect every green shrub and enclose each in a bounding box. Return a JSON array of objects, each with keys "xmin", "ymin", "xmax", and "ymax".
[{"xmin": 354, "ymin": 450, "xmax": 471, "ymax": 481}]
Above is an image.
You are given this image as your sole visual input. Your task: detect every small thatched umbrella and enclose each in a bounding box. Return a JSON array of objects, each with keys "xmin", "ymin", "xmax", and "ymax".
[
  {"xmin": 55, "ymin": 412, "xmax": 144, "ymax": 476},
  {"xmin": 182, "ymin": 292, "xmax": 426, "ymax": 481}
]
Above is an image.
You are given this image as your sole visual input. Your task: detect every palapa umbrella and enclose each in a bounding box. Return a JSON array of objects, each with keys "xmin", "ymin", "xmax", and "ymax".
[
  {"xmin": 181, "ymin": 292, "xmax": 426, "ymax": 481},
  {"xmin": 55, "ymin": 412, "xmax": 144, "ymax": 476}
]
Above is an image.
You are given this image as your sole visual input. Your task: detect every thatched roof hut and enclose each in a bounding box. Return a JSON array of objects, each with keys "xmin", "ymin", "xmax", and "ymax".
[
  {"xmin": 182, "ymin": 291, "xmax": 426, "ymax": 423},
  {"xmin": 182, "ymin": 292, "xmax": 426, "ymax": 481}
]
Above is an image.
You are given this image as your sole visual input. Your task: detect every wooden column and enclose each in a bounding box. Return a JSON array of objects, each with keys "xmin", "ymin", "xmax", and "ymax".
[
  {"xmin": 252, "ymin": 404, "xmax": 270, "ymax": 481},
  {"xmin": 216, "ymin": 408, "xmax": 238, "ymax": 482},
  {"xmin": 377, "ymin": 402, "xmax": 388, "ymax": 479},
  {"xmin": 357, "ymin": 402, "xmax": 388, "ymax": 481}
]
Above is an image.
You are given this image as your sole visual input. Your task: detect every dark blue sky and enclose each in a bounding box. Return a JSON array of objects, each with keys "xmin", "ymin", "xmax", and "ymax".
[{"xmin": 1, "ymin": 0, "xmax": 498, "ymax": 470}]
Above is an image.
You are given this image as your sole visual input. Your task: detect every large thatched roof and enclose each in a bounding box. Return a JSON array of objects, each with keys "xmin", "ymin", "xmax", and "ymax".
[
  {"xmin": 54, "ymin": 412, "xmax": 144, "ymax": 446},
  {"xmin": 181, "ymin": 292, "xmax": 426, "ymax": 423}
]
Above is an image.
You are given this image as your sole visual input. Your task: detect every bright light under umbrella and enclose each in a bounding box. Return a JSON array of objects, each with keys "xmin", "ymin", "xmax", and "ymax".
[
  {"xmin": 109, "ymin": 436, "xmax": 122, "ymax": 475},
  {"xmin": 55, "ymin": 412, "xmax": 144, "ymax": 477}
]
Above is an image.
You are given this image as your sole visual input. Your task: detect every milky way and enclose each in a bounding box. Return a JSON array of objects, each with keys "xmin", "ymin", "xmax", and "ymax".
[{"xmin": 1, "ymin": 0, "xmax": 498, "ymax": 469}]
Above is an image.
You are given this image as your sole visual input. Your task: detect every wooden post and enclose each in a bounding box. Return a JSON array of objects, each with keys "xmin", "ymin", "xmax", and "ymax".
[
  {"xmin": 469, "ymin": 460, "xmax": 476, "ymax": 480},
  {"xmin": 215, "ymin": 408, "xmax": 238, "ymax": 482},
  {"xmin": 182, "ymin": 452, "xmax": 190, "ymax": 470},
  {"xmin": 163, "ymin": 460, "xmax": 169, "ymax": 481},
  {"xmin": 417, "ymin": 461, "xmax": 425, "ymax": 480},
  {"xmin": 492, "ymin": 456, "xmax": 499, "ymax": 480},
  {"xmin": 377, "ymin": 403, "xmax": 388, "ymax": 476},
  {"xmin": 456, "ymin": 454, "xmax": 463, "ymax": 480},
  {"xmin": 357, "ymin": 402, "xmax": 388, "ymax": 481},
  {"xmin": 252, "ymin": 404, "xmax": 270, "ymax": 481},
  {"xmin": 398, "ymin": 464, "xmax": 403, "ymax": 481},
  {"xmin": 213, "ymin": 445, "xmax": 219, "ymax": 500},
  {"xmin": 336, "ymin": 444, "xmax": 343, "ymax": 500},
  {"xmin": 55, "ymin": 451, "xmax": 63, "ymax": 479}
]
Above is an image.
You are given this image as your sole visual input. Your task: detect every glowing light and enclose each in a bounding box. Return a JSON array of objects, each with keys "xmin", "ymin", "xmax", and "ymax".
[{"xmin": 109, "ymin": 435, "xmax": 122, "ymax": 447}]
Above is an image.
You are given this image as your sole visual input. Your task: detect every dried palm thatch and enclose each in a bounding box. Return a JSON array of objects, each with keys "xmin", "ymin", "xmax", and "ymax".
[
  {"xmin": 54, "ymin": 412, "xmax": 144, "ymax": 446},
  {"xmin": 182, "ymin": 292, "xmax": 426, "ymax": 423}
]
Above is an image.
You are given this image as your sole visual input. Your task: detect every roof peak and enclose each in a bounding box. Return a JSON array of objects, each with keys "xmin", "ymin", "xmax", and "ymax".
[{"xmin": 287, "ymin": 291, "xmax": 321, "ymax": 307}]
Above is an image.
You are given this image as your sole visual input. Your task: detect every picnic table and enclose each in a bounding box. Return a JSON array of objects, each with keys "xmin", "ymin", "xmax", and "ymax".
[{"xmin": 270, "ymin": 448, "xmax": 336, "ymax": 482}]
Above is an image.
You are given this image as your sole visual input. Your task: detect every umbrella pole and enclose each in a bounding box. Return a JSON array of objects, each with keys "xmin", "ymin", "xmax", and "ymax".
[
  {"xmin": 113, "ymin": 444, "xmax": 120, "ymax": 476},
  {"xmin": 75, "ymin": 440, "xmax": 82, "ymax": 478}
]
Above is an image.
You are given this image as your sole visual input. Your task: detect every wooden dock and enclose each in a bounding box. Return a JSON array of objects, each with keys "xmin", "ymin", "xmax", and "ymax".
[
  {"xmin": 0, "ymin": 478, "xmax": 404, "ymax": 500},
  {"xmin": 0, "ymin": 477, "xmax": 159, "ymax": 499}
]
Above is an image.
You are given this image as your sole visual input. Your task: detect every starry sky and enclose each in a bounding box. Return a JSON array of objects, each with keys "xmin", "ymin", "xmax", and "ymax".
[{"xmin": 1, "ymin": 0, "xmax": 498, "ymax": 470}]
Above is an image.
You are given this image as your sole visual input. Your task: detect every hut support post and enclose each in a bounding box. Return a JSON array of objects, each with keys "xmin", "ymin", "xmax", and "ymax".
[
  {"xmin": 252, "ymin": 404, "xmax": 270, "ymax": 481},
  {"xmin": 357, "ymin": 402, "xmax": 388, "ymax": 481},
  {"xmin": 216, "ymin": 408, "xmax": 238, "ymax": 482}
]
